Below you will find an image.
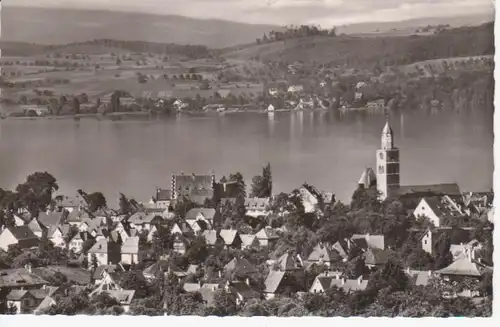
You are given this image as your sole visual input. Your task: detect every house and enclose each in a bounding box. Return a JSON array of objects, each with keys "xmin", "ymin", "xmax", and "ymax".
[
  {"xmin": 173, "ymin": 235, "xmax": 190, "ymax": 255},
  {"xmin": 13, "ymin": 213, "xmax": 31, "ymax": 227},
  {"xmin": 55, "ymin": 195, "xmax": 87, "ymax": 212},
  {"xmin": 170, "ymin": 221, "xmax": 193, "ymax": 236},
  {"xmin": 33, "ymin": 296, "xmax": 57, "ymax": 314},
  {"xmin": 68, "ymin": 232, "xmax": 93, "ymax": 254},
  {"xmin": 244, "ymin": 198, "xmax": 271, "ymax": 218},
  {"xmin": 78, "ymin": 218, "xmax": 103, "ymax": 234},
  {"xmin": 0, "ymin": 226, "xmax": 40, "ymax": 251},
  {"xmin": 46, "ymin": 226, "xmax": 67, "ymax": 248},
  {"xmin": 219, "ymin": 229, "xmax": 242, "ymax": 249},
  {"xmin": 255, "ymin": 226, "xmax": 279, "ymax": 247},
  {"xmin": 351, "ymin": 234, "xmax": 385, "ymax": 250},
  {"xmin": 105, "ymin": 290, "xmax": 135, "ymax": 312},
  {"xmin": 185, "ymin": 208, "xmax": 218, "ymax": 228},
  {"xmin": 142, "ymin": 260, "xmax": 170, "ymax": 281},
  {"xmin": 87, "ymin": 239, "xmax": 121, "ymax": 267},
  {"xmin": 394, "ymin": 183, "xmax": 463, "ymax": 208},
  {"xmin": 462, "ymin": 191, "xmax": 493, "ymax": 215},
  {"xmin": 6, "ymin": 289, "xmax": 41, "ymax": 313},
  {"xmin": 405, "ymin": 269, "xmax": 432, "ymax": 287},
  {"xmin": 66, "ymin": 210, "xmax": 92, "ymax": 227},
  {"xmin": 435, "ymin": 249, "xmax": 492, "ymax": 280},
  {"xmin": 150, "ymin": 188, "xmax": 172, "ymax": 211},
  {"xmin": 413, "ymin": 196, "xmax": 467, "ymax": 227},
  {"xmin": 298, "ymin": 184, "xmax": 324, "ymax": 213},
  {"xmin": 306, "ymin": 243, "xmax": 340, "ymax": 267},
  {"xmin": 358, "ymin": 168, "xmax": 377, "ymax": 189},
  {"xmin": 120, "ymin": 236, "xmax": 141, "ymax": 265},
  {"xmin": 363, "ymin": 248, "xmax": 389, "ymax": 269},
  {"xmin": 267, "ymin": 104, "xmax": 275, "ymax": 112},
  {"xmin": 273, "ymin": 252, "xmax": 304, "ymax": 271},
  {"xmin": 224, "ymin": 257, "xmax": 258, "ymax": 277},
  {"xmin": 93, "ymin": 265, "xmax": 125, "ymax": 285},
  {"xmin": 20, "ymin": 105, "xmax": 50, "ymax": 116},
  {"xmin": 37, "ymin": 211, "xmax": 66, "ymax": 230},
  {"xmin": 419, "ymin": 227, "xmax": 471, "ymax": 256},
  {"xmin": 225, "ymin": 280, "xmax": 260, "ymax": 305},
  {"xmin": 263, "ymin": 270, "xmax": 286, "ymax": 299},
  {"xmin": 0, "ymin": 266, "xmax": 48, "ymax": 291},
  {"xmin": 202, "ymin": 230, "xmax": 221, "ymax": 246},
  {"xmin": 240, "ymin": 234, "xmax": 259, "ymax": 249},
  {"xmin": 128, "ymin": 212, "xmax": 162, "ymax": 231},
  {"xmin": 189, "ymin": 219, "xmax": 211, "ymax": 233},
  {"xmin": 309, "ymin": 272, "xmax": 368, "ymax": 294},
  {"xmin": 27, "ymin": 219, "xmax": 44, "ymax": 238},
  {"xmin": 171, "ymin": 173, "xmax": 215, "ymax": 204}
]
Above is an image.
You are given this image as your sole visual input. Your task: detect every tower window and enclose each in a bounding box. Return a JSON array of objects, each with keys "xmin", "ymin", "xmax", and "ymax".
[
  {"xmin": 378, "ymin": 166, "xmax": 384, "ymax": 174},
  {"xmin": 379, "ymin": 152, "xmax": 384, "ymax": 160}
]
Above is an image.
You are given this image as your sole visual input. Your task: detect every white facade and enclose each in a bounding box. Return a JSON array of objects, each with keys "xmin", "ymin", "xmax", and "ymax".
[{"xmin": 414, "ymin": 198, "xmax": 442, "ymax": 227}]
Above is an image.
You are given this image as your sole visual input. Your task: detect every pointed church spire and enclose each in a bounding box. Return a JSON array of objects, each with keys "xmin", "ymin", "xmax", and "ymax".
[{"xmin": 381, "ymin": 109, "xmax": 394, "ymax": 150}]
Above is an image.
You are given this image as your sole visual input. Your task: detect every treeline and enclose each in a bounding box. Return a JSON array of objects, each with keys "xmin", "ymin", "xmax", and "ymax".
[
  {"xmin": 257, "ymin": 25, "xmax": 337, "ymax": 44},
  {"xmin": 48, "ymin": 39, "xmax": 212, "ymax": 60}
]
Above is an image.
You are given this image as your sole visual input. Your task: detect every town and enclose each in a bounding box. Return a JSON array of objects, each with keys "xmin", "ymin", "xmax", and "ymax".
[{"xmin": 0, "ymin": 120, "xmax": 493, "ymax": 316}]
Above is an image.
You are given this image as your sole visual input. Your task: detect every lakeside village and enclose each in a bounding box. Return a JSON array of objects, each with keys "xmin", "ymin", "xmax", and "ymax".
[
  {"xmin": 2, "ymin": 79, "xmax": 388, "ymax": 120},
  {"xmin": 0, "ymin": 120, "xmax": 494, "ymax": 316}
]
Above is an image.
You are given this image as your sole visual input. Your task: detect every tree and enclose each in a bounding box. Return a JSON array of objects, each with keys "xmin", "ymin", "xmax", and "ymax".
[
  {"xmin": 207, "ymin": 290, "xmax": 239, "ymax": 316},
  {"xmin": 367, "ymin": 260, "xmax": 409, "ymax": 293},
  {"xmin": 250, "ymin": 163, "xmax": 272, "ymax": 198},
  {"xmin": 118, "ymin": 193, "xmax": 132, "ymax": 215},
  {"xmin": 72, "ymin": 97, "xmax": 80, "ymax": 114},
  {"xmin": 86, "ymin": 192, "xmax": 107, "ymax": 212},
  {"xmin": 15, "ymin": 172, "xmax": 59, "ymax": 215},
  {"xmin": 119, "ymin": 271, "xmax": 150, "ymax": 298}
]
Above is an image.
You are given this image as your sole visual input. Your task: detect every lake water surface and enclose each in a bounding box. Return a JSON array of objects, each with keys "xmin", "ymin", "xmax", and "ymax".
[{"xmin": 0, "ymin": 108, "xmax": 493, "ymax": 204}]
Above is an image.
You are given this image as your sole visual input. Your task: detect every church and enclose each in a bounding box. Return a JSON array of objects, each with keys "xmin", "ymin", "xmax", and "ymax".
[{"xmin": 358, "ymin": 118, "xmax": 463, "ymax": 205}]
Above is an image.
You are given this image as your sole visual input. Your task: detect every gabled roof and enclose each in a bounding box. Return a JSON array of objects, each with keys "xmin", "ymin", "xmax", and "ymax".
[
  {"xmin": 219, "ymin": 229, "xmax": 239, "ymax": 245},
  {"xmin": 202, "ymin": 230, "xmax": 220, "ymax": 245},
  {"xmin": 396, "ymin": 183, "xmax": 462, "ymax": 198},
  {"xmin": 224, "ymin": 257, "xmax": 258, "ymax": 275},
  {"xmin": 185, "ymin": 208, "xmax": 216, "ymax": 220},
  {"xmin": 276, "ymin": 252, "xmax": 302, "ymax": 271},
  {"xmin": 37, "ymin": 211, "xmax": 65, "ymax": 228},
  {"xmin": 244, "ymin": 198, "xmax": 270, "ymax": 210},
  {"xmin": 330, "ymin": 277, "xmax": 368, "ymax": 292},
  {"xmin": 128, "ymin": 212, "xmax": 160, "ymax": 225},
  {"xmin": 436, "ymin": 257, "xmax": 492, "ymax": 277},
  {"xmin": 27, "ymin": 219, "xmax": 44, "ymax": 234},
  {"xmin": 0, "ymin": 268, "xmax": 48, "ymax": 288},
  {"xmin": 7, "ymin": 226, "xmax": 38, "ymax": 241},
  {"xmin": 88, "ymin": 239, "xmax": 110, "ymax": 253},
  {"xmin": 351, "ymin": 234, "xmax": 385, "ymax": 250},
  {"xmin": 264, "ymin": 270, "xmax": 286, "ymax": 293},
  {"xmin": 6, "ymin": 289, "xmax": 29, "ymax": 301},
  {"xmin": 121, "ymin": 236, "xmax": 139, "ymax": 254},
  {"xmin": 300, "ymin": 183, "xmax": 323, "ymax": 199},
  {"xmin": 106, "ymin": 290, "xmax": 135, "ymax": 305},
  {"xmin": 307, "ymin": 243, "xmax": 339, "ymax": 263},
  {"xmin": 66, "ymin": 210, "xmax": 92, "ymax": 223},
  {"xmin": 171, "ymin": 221, "xmax": 193, "ymax": 235},
  {"xmin": 363, "ymin": 248, "xmax": 389, "ymax": 266},
  {"xmin": 228, "ymin": 281, "xmax": 260, "ymax": 300},
  {"xmin": 255, "ymin": 226, "xmax": 279, "ymax": 240},
  {"xmin": 419, "ymin": 196, "xmax": 465, "ymax": 222},
  {"xmin": 34, "ymin": 296, "xmax": 56, "ymax": 313},
  {"xmin": 93, "ymin": 265, "xmax": 124, "ymax": 280},
  {"xmin": 240, "ymin": 234, "xmax": 258, "ymax": 247},
  {"xmin": 143, "ymin": 260, "xmax": 170, "ymax": 278}
]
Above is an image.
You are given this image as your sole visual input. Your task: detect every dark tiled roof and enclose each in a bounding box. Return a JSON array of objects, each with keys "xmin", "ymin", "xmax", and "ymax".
[
  {"xmin": 37, "ymin": 211, "xmax": 65, "ymax": 228},
  {"xmin": 0, "ymin": 268, "xmax": 48, "ymax": 288},
  {"xmin": 364, "ymin": 248, "xmax": 389, "ymax": 266},
  {"xmin": 396, "ymin": 184, "xmax": 462, "ymax": 197},
  {"xmin": 264, "ymin": 270, "xmax": 286, "ymax": 294},
  {"xmin": 8, "ymin": 226, "xmax": 38, "ymax": 241},
  {"xmin": 224, "ymin": 257, "xmax": 258, "ymax": 275}
]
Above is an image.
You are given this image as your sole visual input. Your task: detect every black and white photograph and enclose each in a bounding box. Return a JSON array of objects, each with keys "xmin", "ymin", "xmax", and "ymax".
[{"xmin": 0, "ymin": 0, "xmax": 495, "ymax": 318}]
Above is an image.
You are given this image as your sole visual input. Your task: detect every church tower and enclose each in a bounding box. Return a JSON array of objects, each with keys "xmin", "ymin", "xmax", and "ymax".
[{"xmin": 376, "ymin": 115, "xmax": 400, "ymax": 200}]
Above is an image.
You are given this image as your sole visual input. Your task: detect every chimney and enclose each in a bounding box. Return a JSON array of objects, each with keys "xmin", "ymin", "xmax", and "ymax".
[
  {"xmin": 341, "ymin": 278, "xmax": 346, "ymax": 285},
  {"xmin": 245, "ymin": 278, "xmax": 250, "ymax": 286}
]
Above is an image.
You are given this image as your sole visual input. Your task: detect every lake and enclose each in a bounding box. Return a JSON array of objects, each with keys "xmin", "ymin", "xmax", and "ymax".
[{"xmin": 0, "ymin": 108, "xmax": 493, "ymax": 204}]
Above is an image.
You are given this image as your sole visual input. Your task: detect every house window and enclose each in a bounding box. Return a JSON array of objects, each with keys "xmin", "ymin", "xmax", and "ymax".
[{"xmin": 424, "ymin": 240, "xmax": 427, "ymax": 245}]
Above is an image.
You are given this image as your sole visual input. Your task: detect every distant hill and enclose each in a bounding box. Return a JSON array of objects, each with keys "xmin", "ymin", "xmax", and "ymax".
[
  {"xmin": 1, "ymin": 6, "xmax": 280, "ymax": 48},
  {"xmin": 223, "ymin": 23, "xmax": 494, "ymax": 68},
  {"xmin": 336, "ymin": 13, "xmax": 494, "ymax": 36}
]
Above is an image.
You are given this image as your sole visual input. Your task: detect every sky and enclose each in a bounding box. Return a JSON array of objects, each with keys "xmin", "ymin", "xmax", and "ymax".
[{"xmin": 4, "ymin": 0, "xmax": 496, "ymax": 26}]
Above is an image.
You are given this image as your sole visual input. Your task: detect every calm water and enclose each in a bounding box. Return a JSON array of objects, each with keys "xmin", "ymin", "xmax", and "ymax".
[{"xmin": 0, "ymin": 109, "xmax": 493, "ymax": 204}]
